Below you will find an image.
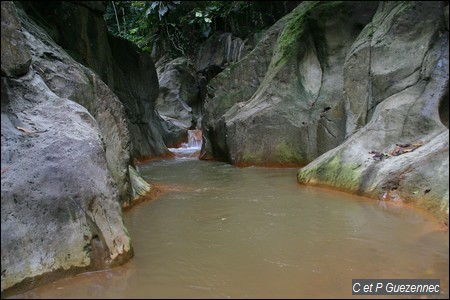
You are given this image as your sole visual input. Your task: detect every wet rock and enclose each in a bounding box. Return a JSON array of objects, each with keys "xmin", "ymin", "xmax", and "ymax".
[
  {"xmin": 21, "ymin": 1, "xmax": 169, "ymax": 159},
  {"xmin": 200, "ymin": 13, "xmax": 290, "ymax": 162},
  {"xmin": 156, "ymin": 57, "xmax": 200, "ymax": 147},
  {"xmin": 108, "ymin": 34, "xmax": 168, "ymax": 158},
  {"xmin": 196, "ymin": 33, "xmax": 248, "ymax": 81},
  {"xmin": 0, "ymin": 63, "xmax": 133, "ymax": 299},
  {"xmin": 16, "ymin": 4, "xmax": 132, "ymax": 205},
  {"xmin": 1, "ymin": 2, "xmax": 134, "ymax": 296},
  {"xmin": 1, "ymin": 1, "xmax": 31, "ymax": 77},
  {"xmin": 201, "ymin": 2, "xmax": 377, "ymax": 165},
  {"xmin": 298, "ymin": 1, "xmax": 449, "ymax": 224}
]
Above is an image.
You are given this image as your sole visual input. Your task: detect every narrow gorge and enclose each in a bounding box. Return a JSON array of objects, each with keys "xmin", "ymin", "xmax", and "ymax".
[{"xmin": 1, "ymin": 1, "xmax": 448, "ymax": 298}]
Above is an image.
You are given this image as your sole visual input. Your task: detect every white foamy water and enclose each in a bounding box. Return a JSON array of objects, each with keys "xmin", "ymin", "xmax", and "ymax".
[{"xmin": 168, "ymin": 130, "xmax": 202, "ymax": 158}]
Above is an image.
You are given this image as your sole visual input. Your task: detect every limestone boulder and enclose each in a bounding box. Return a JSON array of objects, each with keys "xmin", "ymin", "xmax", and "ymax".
[
  {"xmin": 16, "ymin": 5, "xmax": 132, "ymax": 205},
  {"xmin": 1, "ymin": 2, "xmax": 135, "ymax": 296},
  {"xmin": 344, "ymin": 1, "xmax": 447, "ymax": 137},
  {"xmin": 156, "ymin": 57, "xmax": 200, "ymax": 147},
  {"xmin": 200, "ymin": 14, "xmax": 292, "ymax": 161},
  {"xmin": 1, "ymin": 2, "xmax": 31, "ymax": 77},
  {"xmin": 1, "ymin": 76, "xmax": 133, "ymax": 296},
  {"xmin": 196, "ymin": 33, "xmax": 248, "ymax": 81},
  {"xmin": 1, "ymin": 74, "xmax": 133, "ymax": 297},
  {"xmin": 201, "ymin": 2, "xmax": 378, "ymax": 165},
  {"xmin": 21, "ymin": 1, "xmax": 169, "ymax": 159},
  {"xmin": 298, "ymin": 1, "xmax": 449, "ymax": 224}
]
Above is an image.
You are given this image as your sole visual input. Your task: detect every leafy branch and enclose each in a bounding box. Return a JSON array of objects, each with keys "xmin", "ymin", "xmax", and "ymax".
[{"xmin": 104, "ymin": 1, "xmax": 297, "ymax": 58}]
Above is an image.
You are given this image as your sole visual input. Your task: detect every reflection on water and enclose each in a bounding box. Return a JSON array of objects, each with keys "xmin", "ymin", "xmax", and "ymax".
[{"xmin": 13, "ymin": 158, "xmax": 449, "ymax": 298}]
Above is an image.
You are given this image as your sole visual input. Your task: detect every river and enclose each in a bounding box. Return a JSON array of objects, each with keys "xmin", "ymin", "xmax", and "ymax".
[{"xmin": 13, "ymin": 154, "xmax": 449, "ymax": 298}]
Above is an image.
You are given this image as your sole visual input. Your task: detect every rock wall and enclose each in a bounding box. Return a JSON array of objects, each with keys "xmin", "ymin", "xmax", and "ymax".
[
  {"xmin": 156, "ymin": 31, "xmax": 260, "ymax": 149},
  {"xmin": 19, "ymin": 9, "xmax": 133, "ymax": 206},
  {"xmin": 201, "ymin": 2, "xmax": 378, "ymax": 165},
  {"xmin": 21, "ymin": 1, "xmax": 169, "ymax": 160},
  {"xmin": 196, "ymin": 33, "xmax": 249, "ymax": 81},
  {"xmin": 298, "ymin": 1, "xmax": 449, "ymax": 224},
  {"xmin": 108, "ymin": 34, "xmax": 169, "ymax": 158},
  {"xmin": 200, "ymin": 1, "xmax": 448, "ymax": 222},
  {"xmin": 1, "ymin": 1, "xmax": 31, "ymax": 77},
  {"xmin": 153, "ymin": 4, "xmax": 302, "ymax": 150},
  {"xmin": 1, "ymin": 1, "xmax": 133, "ymax": 296},
  {"xmin": 200, "ymin": 13, "xmax": 289, "ymax": 162},
  {"xmin": 156, "ymin": 57, "xmax": 200, "ymax": 147}
]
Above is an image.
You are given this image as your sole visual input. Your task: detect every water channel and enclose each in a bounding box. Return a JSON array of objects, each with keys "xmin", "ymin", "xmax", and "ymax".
[{"xmin": 13, "ymin": 143, "xmax": 449, "ymax": 298}]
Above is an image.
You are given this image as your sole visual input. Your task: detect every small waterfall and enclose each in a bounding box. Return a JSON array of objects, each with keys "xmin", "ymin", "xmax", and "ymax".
[
  {"xmin": 169, "ymin": 130, "xmax": 202, "ymax": 157},
  {"xmin": 185, "ymin": 129, "xmax": 202, "ymax": 148}
]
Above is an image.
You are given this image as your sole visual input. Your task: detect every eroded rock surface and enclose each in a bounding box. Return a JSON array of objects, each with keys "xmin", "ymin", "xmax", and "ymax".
[
  {"xmin": 201, "ymin": 2, "xmax": 378, "ymax": 165},
  {"xmin": 1, "ymin": 2, "xmax": 133, "ymax": 296},
  {"xmin": 298, "ymin": 1, "xmax": 449, "ymax": 223},
  {"xmin": 156, "ymin": 57, "xmax": 201, "ymax": 147},
  {"xmin": 21, "ymin": 1, "xmax": 169, "ymax": 160}
]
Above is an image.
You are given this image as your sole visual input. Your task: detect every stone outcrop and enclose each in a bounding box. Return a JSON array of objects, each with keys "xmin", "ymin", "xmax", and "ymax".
[
  {"xmin": 201, "ymin": 2, "xmax": 378, "ymax": 165},
  {"xmin": 1, "ymin": 1, "xmax": 133, "ymax": 297},
  {"xmin": 21, "ymin": 1, "xmax": 169, "ymax": 160},
  {"xmin": 156, "ymin": 57, "xmax": 201, "ymax": 147},
  {"xmin": 108, "ymin": 34, "xmax": 168, "ymax": 158},
  {"xmin": 18, "ymin": 1, "xmax": 170, "ymax": 204},
  {"xmin": 18, "ymin": 10, "xmax": 132, "ymax": 206},
  {"xmin": 200, "ymin": 1, "xmax": 448, "ymax": 222},
  {"xmin": 156, "ymin": 33, "xmax": 258, "ymax": 149},
  {"xmin": 200, "ymin": 15, "xmax": 288, "ymax": 162},
  {"xmin": 298, "ymin": 1, "xmax": 449, "ymax": 223},
  {"xmin": 196, "ymin": 33, "xmax": 249, "ymax": 81},
  {"xmin": 1, "ymin": 2, "xmax": 31, "ymax": 77}
]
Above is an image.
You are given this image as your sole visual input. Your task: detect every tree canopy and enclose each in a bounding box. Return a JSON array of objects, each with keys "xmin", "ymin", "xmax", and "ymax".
[{"xmin": 104, "ymin": 1, "xmax": 299, "ymax": 59}]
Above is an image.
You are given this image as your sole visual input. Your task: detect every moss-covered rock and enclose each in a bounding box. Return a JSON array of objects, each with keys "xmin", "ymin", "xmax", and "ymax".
[
  {"xmin": 200, "ymin": 9, "xmax": 292, "ymax": 162},
  {"xmin": 298, "ymin": 1, "xmax": 449, "ymax": 224},
  {"xmin": 201, "ymin": 1, "xmax": 378, "ymax": 166},
  {"xmin": 298, "ymin": 153, "xmax": 363, "ymax": 191}
]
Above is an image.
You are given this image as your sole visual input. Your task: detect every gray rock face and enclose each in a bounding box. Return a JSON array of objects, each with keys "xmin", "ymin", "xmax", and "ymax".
[
  {"xmin": 16, "ymin": 5, "xmax": 132, "ymax": 206},
  {"xmin": 1, "ymin": 2, "xmax": 31, "ymax": 77},
  {"xmin": 199, "ymin": 1, "xmax": 449, "ymax": 221},
  {"xmin": 1, "ymin": 2, "xmax": 133, "ymax": 296},
  {"xmin": 201, "ymin": 2, "xmax": 378, "ymax": 165},
  {"xmin": 298, "ymin": 1, "xmax": 449, "ymax": 223},
  {"xmin": 344, "ymin": 1, "xmax": 447, "ymax": 137},
  {"xmin": 156, "ymin": 57, "xmax": 201, "ymax": 147},
  {"xmin": 200, "ymin": 15, "xmax": 292, "ymax": 162},
  {"xmin": 108, "ymin": 34, "xmax": 168, "ymax": 158},
  {"xmin": 21, "ymin": 1, "xmax": 169, "ymax": 159},
  {"xmin": 196, "ymin": 33, "xmax": 248, "ymax": 81}
]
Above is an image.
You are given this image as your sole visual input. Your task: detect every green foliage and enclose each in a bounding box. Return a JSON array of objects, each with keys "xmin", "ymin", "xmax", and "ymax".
[
  {"xmin": 104, "ymin": 1, "xmax": 299, "ymax": 58},
  {"xmin": 273, "ymin": 1, "xmax": 348, "ymax": 69},
  {"xmin": 148, "ymin": 1, "xmax": 181, "ymax": 19}
]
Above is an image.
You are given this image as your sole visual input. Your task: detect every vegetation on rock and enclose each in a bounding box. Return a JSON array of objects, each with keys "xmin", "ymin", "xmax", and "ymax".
[{"xmin": 104, "ymin": 1, "xmax": 300, "ymax": 58}]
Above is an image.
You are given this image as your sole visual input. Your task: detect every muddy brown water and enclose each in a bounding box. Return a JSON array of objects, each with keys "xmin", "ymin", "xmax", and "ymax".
[{"xmin": 12, "ymin": 157, "xmax": 449, "ymax": 298}]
